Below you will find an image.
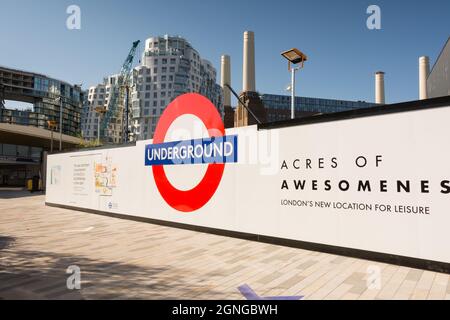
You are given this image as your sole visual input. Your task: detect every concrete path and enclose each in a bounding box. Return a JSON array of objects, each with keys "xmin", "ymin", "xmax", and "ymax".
[{"xmin": 1, "ymin": 191, "xmax": 449, "ymax": 300}]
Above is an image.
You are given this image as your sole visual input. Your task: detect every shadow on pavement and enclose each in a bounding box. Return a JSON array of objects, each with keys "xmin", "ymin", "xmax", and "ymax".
[
  {"xmin": 0, "ymin": 189, "xmax": 44, "ymax": 199},
  {"xmin": 0, "ymin": 236, "xmax": 15, "ymax": 250},
  {"xmin": 0, "ymin": 246, "xmax": 215, "ymax": 300}
]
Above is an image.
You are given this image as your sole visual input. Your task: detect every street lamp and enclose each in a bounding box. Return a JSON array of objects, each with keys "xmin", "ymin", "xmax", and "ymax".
[
  {"xmin": 281, "ymin": 48, "xmax": 308, "ymax": 119},
  {"xmin": 95, "ymin": 106, "xmax": 107, "ymax": 143},
  {"xmin": 47, "ymin": 120, "xmax": 57, "ymax": 153},
  {"xmin": 55, "ymin": 96, "xmax": 64, "ymax": 151}
]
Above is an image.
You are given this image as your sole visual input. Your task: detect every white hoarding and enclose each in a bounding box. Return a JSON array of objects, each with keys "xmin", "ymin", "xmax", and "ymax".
[{"xmin": 46, "ymin": 102, "xmax": 450, "ymax": 265}]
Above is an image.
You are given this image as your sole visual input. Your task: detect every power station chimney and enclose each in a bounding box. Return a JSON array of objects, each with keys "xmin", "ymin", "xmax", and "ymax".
[
  {"xmin": 242, "ymin": 31, "xmax": 255, "ymax": 92},
  {"xmin": 234, "ymin": 31, "xmax": 267, "ymax": 127},
  {"xmin": 221, "ymin": 55, "xmax": 231, "ymax": 106},
  {"xmin": 375, "ymin": 71, "xmax": 385, "ymax": 104},
  {"xmin": 419, "ymin": 56, "xmax": 430, "ymax": 100}
]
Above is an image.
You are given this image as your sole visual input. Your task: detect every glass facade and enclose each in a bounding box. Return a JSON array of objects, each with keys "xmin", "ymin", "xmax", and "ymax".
[
  {"xmin": 0, "ymin": 66, "xmax": 84, "ymax": 136},
  {"xmin": 0, "ymin": 143, "xmax": 42, "ymax": 163},
  {"xmin": 260, "ymin": 94, "xmax": 376, "ymax": 122},
  {"xmin": 0, "ymin": 143, "xmax": 43, "ymax": 186}
]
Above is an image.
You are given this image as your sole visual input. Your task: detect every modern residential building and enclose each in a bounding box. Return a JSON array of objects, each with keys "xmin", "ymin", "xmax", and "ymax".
[
  {"xmin": 260, "ymin": 94, "xmax": 376, "ymax": 122},
  {"xmin": 130, "ymin": 35, "xmax": 222, "ymax": 140},
  {"xmin": 81, "ymin": 35, "xmax": 223, "ymax": 142},
  {"xmin": 0, "ymin": 66, "xmax": 84, "ymax": 135},
  {"xmin": 80, "ymin": 84, "xmax": 105, "ymax": 141},
  {"xmin": 0, "ymin": 65, "xmax": 84, "ymax": 187},
  {"xmin": 81, "ymin": 74, "xmax": 121, "ymax": 142}
]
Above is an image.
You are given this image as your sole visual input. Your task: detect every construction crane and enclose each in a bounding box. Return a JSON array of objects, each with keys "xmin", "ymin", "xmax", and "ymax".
[{"xmin": 100, "ymin": 40, "xmax": 140, "ymax": 144}]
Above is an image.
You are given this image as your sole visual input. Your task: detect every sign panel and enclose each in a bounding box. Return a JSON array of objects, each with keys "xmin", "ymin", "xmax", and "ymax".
[
  {"xmin": 144, "ymin": 136, "xmax": 238, "ymax": 166},
  {"xmin": 46, "ymin": 94, "xmax": 450, "ymax": 265}
]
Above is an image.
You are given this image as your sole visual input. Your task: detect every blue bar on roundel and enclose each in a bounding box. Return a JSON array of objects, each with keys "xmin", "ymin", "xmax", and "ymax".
[{"xmin": 145, "ymin": 135, "xmax": 238, "ymax": 166}]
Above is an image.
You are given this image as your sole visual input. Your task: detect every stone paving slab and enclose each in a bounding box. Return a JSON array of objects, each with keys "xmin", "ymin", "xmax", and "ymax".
[{"xmin": 0, "ymin": 190, "xmax": 448, "ymax": 300}]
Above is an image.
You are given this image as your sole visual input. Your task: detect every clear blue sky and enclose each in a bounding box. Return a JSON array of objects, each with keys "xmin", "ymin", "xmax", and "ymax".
[{"xmin": 1, "ymin": 0, "xmax": 449, "ymax": 105}]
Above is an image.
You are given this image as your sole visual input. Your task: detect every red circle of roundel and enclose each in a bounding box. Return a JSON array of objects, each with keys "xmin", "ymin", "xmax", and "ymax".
[{"xmin": 152, "ymin": 93, "xmax": 225, "ymax": 212}]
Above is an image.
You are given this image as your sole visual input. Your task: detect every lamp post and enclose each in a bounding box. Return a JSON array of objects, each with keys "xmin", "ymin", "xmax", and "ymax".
[
  {"xmin": 95, "ymin": 106, "xmax": 107, "ymax": 143},
  {"xmin": 47, "ymin": 120, "xmax": 57, "ymax": 153},
  {"xmin": 0, "ymin": 82, "xmax": 5, "ymax": 109},
  {"xmin": 281, "ymin": 48, "xmax": 308, "ymax": 119},
  {"xmin": 55, "ymin": 96, "xmax": 64, "ymax": 151}
]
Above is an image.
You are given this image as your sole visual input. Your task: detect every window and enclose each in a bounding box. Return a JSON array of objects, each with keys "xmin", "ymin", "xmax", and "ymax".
[
  {"xmin": 162, "ymin": 58, "xmax": 167, "ymax": 64},
  {"xmin": 170, "ymin": 67, "xmax": 175, "ymax": 72},
  {"xmin": 146, "ymin": 77, "xmax": 151, "ymax": 83},
  {"xmin": 160, "ymin": 100, "xmax": 165, "ymax": 107},
  {"xmin": 170, "ymin": 58, "xmax": 176, "ymax": 64},
  {"xmin": 154, "ymin": 92, "xmax": 158, "ymax": 98},
  {"xmin": 161, "ymin": 75, "xmax": 167, "ymax": 81},
  {"xmin": 153, "ymin": 67, "xmax": 157, "ymax": 73},
  {"xmin": 2, "ymin": 144, "xmax": 16, "ymax": 156},
  {"xmin": 162, "ymin": 67, "xmax": 167, "ymax": 73}
]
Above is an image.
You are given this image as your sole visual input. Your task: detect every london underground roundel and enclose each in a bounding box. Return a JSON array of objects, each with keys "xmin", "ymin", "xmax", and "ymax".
[{"xmin": 144, "ymin": 93, "xmax": 238, "ymax": 212}]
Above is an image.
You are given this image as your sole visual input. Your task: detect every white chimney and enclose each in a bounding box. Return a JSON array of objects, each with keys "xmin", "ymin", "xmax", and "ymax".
[
  {"xmin": 375, "ymin": 71, "xmax": 385, "ymax": 104},
  {"xmin": 221, "ymin": 55, "xmax": 231, "ymax": 106},
  {"xmin": 419, "ymin": 56, "xmax": 430, "ymax": 100},
  {"xmin": 242, "ymin": 31, "xmax": 255, "ymax": 92}
]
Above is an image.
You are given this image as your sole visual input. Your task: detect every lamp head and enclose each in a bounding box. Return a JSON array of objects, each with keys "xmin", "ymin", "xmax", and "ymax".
[{"xmin": 281, "ymin": 48, "xmax": 308, "ymax": 64}]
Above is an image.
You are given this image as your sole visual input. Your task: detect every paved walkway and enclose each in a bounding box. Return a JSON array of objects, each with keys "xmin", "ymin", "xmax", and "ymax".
[{"xmin": 1, "ymin": 191, "xmax": 449, "ymax": 300}]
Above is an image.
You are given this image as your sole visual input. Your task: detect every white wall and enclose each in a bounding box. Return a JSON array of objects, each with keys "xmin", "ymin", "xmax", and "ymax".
[{"xmin": 47, "ymin": 105, "xmax": 450, "ymax": 264}]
